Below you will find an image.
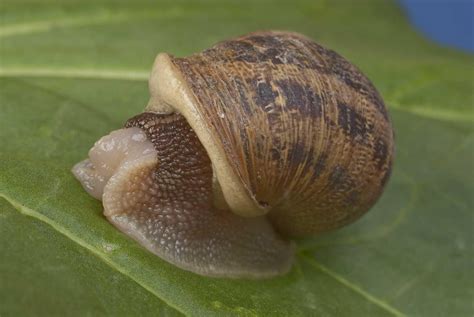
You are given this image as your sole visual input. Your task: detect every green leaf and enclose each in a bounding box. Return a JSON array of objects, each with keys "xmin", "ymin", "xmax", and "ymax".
[
  {"xmin": 0, "ymin": 0, "xmax": 472, "ymax": 316},
  {"xmin": 0, "ymin": 199, "xmax": 181, "ymax": 317}
]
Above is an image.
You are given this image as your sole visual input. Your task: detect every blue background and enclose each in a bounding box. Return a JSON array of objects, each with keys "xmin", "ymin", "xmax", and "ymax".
[{"xmin": 398, "ymin": 0, "xmax": 473, "ymax": 53}]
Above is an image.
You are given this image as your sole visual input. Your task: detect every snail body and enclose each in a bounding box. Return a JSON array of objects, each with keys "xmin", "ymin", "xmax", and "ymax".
[{"xmin": 73, "ymin": 31, "xmax": 394, "ymax": 278}]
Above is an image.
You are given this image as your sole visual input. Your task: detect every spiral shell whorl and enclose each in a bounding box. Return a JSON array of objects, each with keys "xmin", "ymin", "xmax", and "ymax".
[{"xmin": 170, "ymin": 31, "xmax": 394, "ymax": 237}]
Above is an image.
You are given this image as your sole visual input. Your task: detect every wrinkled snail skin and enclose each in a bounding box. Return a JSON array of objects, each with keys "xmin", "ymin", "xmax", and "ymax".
[{"xmin": 72, "ymin": 31, "xmax": 394, "ymax": 278}]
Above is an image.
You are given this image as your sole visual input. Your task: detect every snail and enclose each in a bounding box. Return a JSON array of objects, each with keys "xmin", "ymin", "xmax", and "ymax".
[{"xmin": 72, "ymin": 31, "xmax": 394, "ymax": 278}]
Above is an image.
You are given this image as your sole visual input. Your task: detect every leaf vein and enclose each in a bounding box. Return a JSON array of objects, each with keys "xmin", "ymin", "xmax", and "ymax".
[
  {"xmin": 0, "ymin": 9, "xmax": 183, "ymax": 39},
  {"xmin": 0, "ymin": 193, "xmax": 186, "ymax": 316},
  {"xmin": 301, "ymin": 255, "xmax": 406, "ymax": 317},
  {"xmin": 0, "ymin": 67, "xmax": 470, "ymax": 123}
]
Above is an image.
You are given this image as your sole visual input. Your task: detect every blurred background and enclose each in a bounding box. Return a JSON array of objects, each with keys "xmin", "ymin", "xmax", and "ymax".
[{"xmin": 399, "ymin": 0, "xmax": 473, "ymax": 53}]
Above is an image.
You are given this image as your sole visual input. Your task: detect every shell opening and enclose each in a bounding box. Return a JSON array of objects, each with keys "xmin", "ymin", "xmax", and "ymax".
[{"xmin": 146, "ymin": 53, "xmax": 268, "ymax": 218}]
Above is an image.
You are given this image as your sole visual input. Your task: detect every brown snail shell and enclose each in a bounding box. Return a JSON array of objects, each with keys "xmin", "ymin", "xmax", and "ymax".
[{"xmin": 72, "ymin": 31, "xmax": 394, "ymax": 278}]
